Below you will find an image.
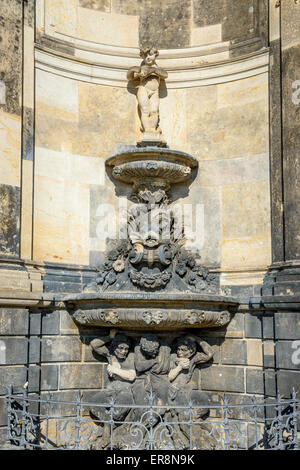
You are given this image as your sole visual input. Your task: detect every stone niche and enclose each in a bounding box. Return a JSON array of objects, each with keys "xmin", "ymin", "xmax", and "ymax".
[{"xmin": 54, "ymin": 47, "xmax": 240, "ymax": 450}]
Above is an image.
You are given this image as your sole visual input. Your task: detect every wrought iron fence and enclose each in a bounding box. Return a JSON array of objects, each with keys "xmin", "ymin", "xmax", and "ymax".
[{"xmin": 6, "ymin": 385, "xmax": 299, "ymax": 450}]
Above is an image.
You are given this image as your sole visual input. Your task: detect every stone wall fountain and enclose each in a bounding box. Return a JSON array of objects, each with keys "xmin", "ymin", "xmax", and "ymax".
[{"xmin": 61, "ymin": 47, "xmax": 239, "ymax": 449}]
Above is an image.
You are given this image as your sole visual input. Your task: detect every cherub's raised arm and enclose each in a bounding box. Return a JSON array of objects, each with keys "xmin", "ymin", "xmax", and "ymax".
[
  {"xmin": 127, "ymin": 66, "xmax": 141, "ymax": 81},
  {"xmin": 90, "ymin": 329, "xmax": 117, "ymax": 356}
]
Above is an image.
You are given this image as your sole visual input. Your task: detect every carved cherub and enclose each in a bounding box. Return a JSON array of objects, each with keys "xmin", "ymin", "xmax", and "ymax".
[
  {"xmin": 132, "ymin": 334, "xmax": 170, "ymax": 421},
  {"xmin": 89, "ymin": 329, "xmax": 136, "ymax": 449},
  {"xmin": 127, "ymin": 47, "xmax": 168, "ymax": 138},
  {"xmin": 168, "ymin": 334, "xmax": 213, "ymax": 420}
]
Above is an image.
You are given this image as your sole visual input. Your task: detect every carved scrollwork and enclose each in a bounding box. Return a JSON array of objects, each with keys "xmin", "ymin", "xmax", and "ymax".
[
  {"xmin": 74, "ymin": 309, "xmax": 119, "ymax": 325},
  {"xmin": 139, "ymin": 310, "xmax": 168, "ymax": 325},
  {"xmin": 184, "ymin": 310, "xmax": 231, "ymax": 327}
]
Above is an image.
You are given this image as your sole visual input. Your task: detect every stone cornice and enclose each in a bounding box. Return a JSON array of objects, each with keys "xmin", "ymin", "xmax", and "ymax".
[{"xmin": 35, "ymin": 45, "xmax": 269, "ymax": 88}]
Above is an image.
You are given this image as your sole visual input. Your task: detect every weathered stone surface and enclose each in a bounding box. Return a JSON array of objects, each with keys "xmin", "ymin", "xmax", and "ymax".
[
  {"xmin": 222, "ymin": 181, "xmax": 271, "ymax": 241},
  {"xmin": 77, "ymin": 6, "xmax": 138, "ymax": 46},
  {"xmin": 245, "ymin": 313, "xmax": 262, "ymax": 338},
  {"xmin": 29, "ymin": 312, "xmax": 41, "ymax": 335},
  {"xmin": 59, "ymin": 364, "xmax": 103, "ymax": 389},
  {"xmin": 224, "ymin": 393, "xmax": 264, "ymax": 421},
  {"xmin": 139, "ymin": 0, "xmax": 192, "ymax": 49},
  {"xmin": 40, "ymin": 365, "xmax": 58, "ymax": 391},
  {"xmin": 0, "ymin": 185, "xmax": 20, "ymax": 257},
  {"xmin": 28, "ymin": 365, "xmax": 40, "ymax": 393},
  {"xmin": 223, "ymin": 312, "xmax": 244, "ymax": 338},
  {"xmin": 275, "ymin": 312, "xmax": 300, "ymax": 340},
  {"xmin": 0, "ymin": 111, "xmax": 22, "ymax": 188},
  {"xmin": 277, "ymin": 370, "xmax": 300, "ymax": 397},
  {"xmin": 0, "ymin": 0, "xmax": 23, "ymax": 117},
  {"xmin": 22, "ymin": 107, "xmax": 34, "ymax": 161},
  {"xmin": 221, "ymin": 339, "xmax": 247, "ymax": 365},
  {"xmin": 60, "ymin": 310, "xmax": 79, "ymax": 334},
  {"xmin": 247, "ymin": 339, "xmax": 263, "ymax": 366},
  {"xmin": 187, "ymin": 80, "xmax": 268, "ymax": 161},
  {"xmin": 0, "ymin": 337, "xmax": 27, "ymax": 365},
  {"xmin": 262, "ymin": 314, "xmax": 274, "ymax": 340},
  {"xmin": 269, "ymin": 39, "xmax": 285, "ymax": 263},
  {"xmin": 0, "ymin": 366, "xmax": 27, "ymax": 395},
  {"xmin": 0, "ymin": 396, "xmax": 6, "ymax": 426},
  {"xmin": 41, "ymin": 337, "xmax": 82, "ymax": 362},
  {"xmin": 263, "ymin": 341, "xmax": 275, "ymax": 368},
  {"xmin": 42, "ymin": 312, "xmax": 60, "ymax": 335},
  {"xmin": 201, "ymin": 365, "xmax": 245, "ymax": 392},
  {"xmin": 246, "ymin": 368, "xmax": 264, "ymax": 394},
  {"xmin": 281, "ymin": 40, "xmax": 300, "ymax": 261},
  {"xmin": 0, "ymin": 308, "xmax": 28, "ymax": 335},
  {"xmin": 276, "ymin": 341, "xmax": 300, "ymax": 370},
  {"xmin": 79, "ymin": 0, "xmax": 111, "ymax": 11}
]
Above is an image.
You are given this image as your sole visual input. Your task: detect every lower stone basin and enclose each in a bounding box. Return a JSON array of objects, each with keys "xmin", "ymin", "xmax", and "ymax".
[{"xmin": 63, "ymin": 292, "xmax": 239, "ymax": 330}]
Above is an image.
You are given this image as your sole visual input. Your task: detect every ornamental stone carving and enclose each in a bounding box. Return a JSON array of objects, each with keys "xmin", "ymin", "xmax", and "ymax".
[
  {"xmin": 89, "ymin": 329, "xmax": 216, "ymax": 450},
  {"xmin": 127, "ymin": 47, "xmax": 168, "ymax": 146}
]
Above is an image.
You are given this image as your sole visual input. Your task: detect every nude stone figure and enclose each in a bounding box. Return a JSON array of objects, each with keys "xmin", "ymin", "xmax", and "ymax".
[
  {"xmin": 89, "ymin": 329, "xmax": 136, "ymax": 448},
  {"xmin": 127, "ymin": 47, "xmax": 168, "ymax": 143},
  {"xmin": 169, "ymin": 334, "xmax": 214, "ymax": 419}
]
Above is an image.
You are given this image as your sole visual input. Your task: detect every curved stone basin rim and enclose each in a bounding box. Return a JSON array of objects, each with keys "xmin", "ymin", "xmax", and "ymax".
[
  {"xmin": 63, "ymin": 292, "xmax": 239, "ymax": 330},
  {"xmin": 106, "ymin": 147, "xmax": 199, "ymax": 169}
]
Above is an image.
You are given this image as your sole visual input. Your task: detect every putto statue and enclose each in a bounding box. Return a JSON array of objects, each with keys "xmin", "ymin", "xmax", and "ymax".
[{"xmin": 127, "ymin": 47, "xmax": 168, "ymax": 145}]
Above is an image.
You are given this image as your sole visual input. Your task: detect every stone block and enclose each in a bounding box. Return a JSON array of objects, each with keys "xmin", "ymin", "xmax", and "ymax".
[
  {"xmin": 77, "ymin": 6, "xmax": 138, "ymax": 47},
  {"xmin": 224, "ymin": 312, "xmax": 244, "ymax": 338},
  {"xmin": 245, "ymin": 313, "xmax": 262, "ymax": 338},
  {"xmin": 28, "ymin": 365, "xmax": 40, "ymax": 393},
  {"xmin": 36, "ymin": 69, "xmax": 78, "ymax": 123},
  {"xmin": 0, "ymin": 110, "xmax": 21, "ymax": 187},
  {"xmin": 247, "ymin": 422, "xmax": 266, "ymax": 450},
  {"xmin": 28, "ymin": 336, "xmax": 40, "ymax": 364},
  {"xmin": 262, "ymin": 314, "xmax": 274, "ymax": 340},
  {"xmin": 263, "ymin": 341, "xmax": 275, "ymax": 368},
  {"xmin": 275, "ymin": 312, "xmax": 300, "ymax": 340},
  {"xmin": 0, "ymin": 308, "xmax": 29, "ymax": 335},
  {"xmin": 201, "ymin": 365, "xmax": 245, "ymax": 393},
  {"xmin": 224, "ymin": 393, "xmax": 264, "ymax": 421},
  {"xmin": 59, "ymin": 364, "xmax": 103, "ymax": 390},
  {"xmin": 40, "ymin": 365, "xmax": 58, "ymax": 391},
  {"xmin": 264, "ymin": 369, "xmax": 276, "ymax": 397},
  {"xmin": 227, "ymin": 286, "xmax": 253, "ymax": 299},
  {"xmin": 60, "ymin": 310, "xmax": 79, "ymax": 334},
  {"xmin": 41, "ymin": 337, "xmax": 81, "ymax": 363},
  {"xmin": 0, "ymin": 337, "xmax": 28, "ymax": 365},
  {"xmin": 0, "ymin": 397, "xmax": 6, "ymax": 426},
  {"xmin": 246, "ymin": 368, "xmax": 264, "ymax": 395},
  {"xmin": 79, "ymin": 0, "xmax": 111, "ymax": 12},
  {"xmin": 0, "ymin": 366, "xmax": 27, "ymax": 395},
  {"xmin": 33, "ymin": 173, "xmax": 90, "ymax": 265},
  {"xmin": 276, "ymin": 341, "xmax": 300, "ymax": 371},
  {"xmin": 139, "ymin": 0, "xmax": 191, "ymax": 49},
  {"xmin": 41, "ymin": 311, "xmax": 60, "ymax": 335},
  {"xmin": 40, "ymin": 390, "xmax": 79, "ymax": 417},
  {"xmin": 221, "ymin": 339, "xmax": 247, "ymax": 365},
  {"xmin": 29, "ymin": 312, "xmax": 41, "ymax": 335},
  {"xmin": 44, "ymin": 281, "xmax": 82, "ymax": 294},
  {"xmin": 201, "ymin": 337, "xmax": 220, "ymax": 364},
  {"xmin": 247, "ymin": 339, "xmax": 263, "ymax": 367},
  {"xmin": 221, "ymin": 235, "xmax": 271, "ymax": 272},
  {"xmin": 0, "ymin": 184, "xmax": 20, "ymax": 257},
  {"xmin": 277, "ymin": 370, "xmax": 300, "ymax": 398}
]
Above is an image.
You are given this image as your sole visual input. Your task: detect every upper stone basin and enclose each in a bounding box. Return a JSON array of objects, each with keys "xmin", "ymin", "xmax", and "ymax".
[{"xmin": 106, "ymin": 147, "xmax": 198, "ymax": 190}]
